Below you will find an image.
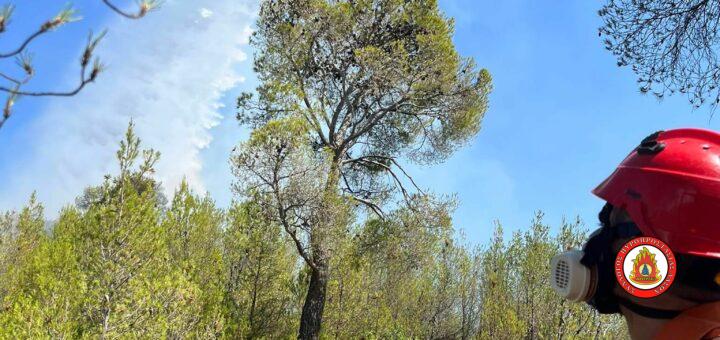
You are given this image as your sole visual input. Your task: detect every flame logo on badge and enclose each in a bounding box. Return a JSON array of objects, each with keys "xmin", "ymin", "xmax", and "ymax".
[
  {"xmin": 616, "ymin": 237, "xmax": 676, "ymax": 298},
  {"xmin": 629, "ymin": 247, "xmax": 662, "ymax": 285}
]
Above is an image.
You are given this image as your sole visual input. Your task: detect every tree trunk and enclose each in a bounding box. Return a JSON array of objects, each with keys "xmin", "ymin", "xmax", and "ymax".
[
  {"xmin": 297, "ymin": 157, "xmax": 340, "ymax": 339},
  {"xmin": 298, "ymin": 263, "xmax": 328, "ymax": 339}
]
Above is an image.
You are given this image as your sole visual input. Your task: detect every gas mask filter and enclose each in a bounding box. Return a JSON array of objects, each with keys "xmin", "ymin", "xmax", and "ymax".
[{"xmin": 550, "ymin": 249, "xmax": 594, "ymax": 302}]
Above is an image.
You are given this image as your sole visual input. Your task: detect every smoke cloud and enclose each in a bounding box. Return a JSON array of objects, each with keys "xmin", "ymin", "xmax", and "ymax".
[{"xmin": 0, "ymin": 0, "xmax": 256, "ymax": 215}]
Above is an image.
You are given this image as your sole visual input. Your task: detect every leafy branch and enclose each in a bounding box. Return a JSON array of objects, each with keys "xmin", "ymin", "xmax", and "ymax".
[{"xmin": 599, "ymin": 0, "xmax": 720, "ymax": 111}]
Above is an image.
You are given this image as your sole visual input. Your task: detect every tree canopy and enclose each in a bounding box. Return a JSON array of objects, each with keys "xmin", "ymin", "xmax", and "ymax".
[
  {"xmin": 599, "ymin": 0, "xmax": 720, "ymax": 109},
  {"xmin": 235, "ymin": 1, "xmax": 491, "ymax": 336}
]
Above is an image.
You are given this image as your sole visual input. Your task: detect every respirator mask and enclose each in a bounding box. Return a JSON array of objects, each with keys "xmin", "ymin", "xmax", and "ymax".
[{"xmin": 550, "ymin": 217, "xmax": 683, "ymax": 319}]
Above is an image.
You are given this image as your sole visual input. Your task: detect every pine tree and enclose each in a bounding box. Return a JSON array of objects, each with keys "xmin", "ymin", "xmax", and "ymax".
[
  {"xmin": 234, "ymin": 1, "xmax": 492, "ymax": 336},
  {"xmin": 67, "ymin": 123, "xmax": 198, "ymax": 337},
  {"xmin": 223, "ymin": 199, "xmax": 298, "ymax": 338},
  {"xmin": 163, "ymin": 181, "xmax": 226, "ymax": 337}
]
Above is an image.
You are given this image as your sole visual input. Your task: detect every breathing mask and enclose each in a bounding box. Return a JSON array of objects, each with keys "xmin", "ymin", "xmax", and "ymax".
[{"xmin": 550, "ymin": 219, "xmax": 683, "ymax": 319}]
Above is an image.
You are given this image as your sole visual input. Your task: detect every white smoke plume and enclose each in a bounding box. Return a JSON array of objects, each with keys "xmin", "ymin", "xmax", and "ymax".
[{"xmin": 0, "ymin": 0, "xmax": 257, "ymax": 215}]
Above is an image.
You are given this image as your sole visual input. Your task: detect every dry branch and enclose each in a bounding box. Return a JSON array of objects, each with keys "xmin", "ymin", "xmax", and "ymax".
[{"xmin": 0, "ymin": 1, "xmax": 158, "ymax": 130}]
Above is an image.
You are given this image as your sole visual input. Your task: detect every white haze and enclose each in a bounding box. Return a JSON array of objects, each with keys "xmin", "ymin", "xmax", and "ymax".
[{"xmin": 0, "ymin": 0, "xmax": 257, "ymax": 216}]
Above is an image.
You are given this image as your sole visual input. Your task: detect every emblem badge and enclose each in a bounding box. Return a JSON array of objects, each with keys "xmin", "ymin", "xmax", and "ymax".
[{"xmin": 615, "ymin": 237, "xmax": 676, "ymax": 298}]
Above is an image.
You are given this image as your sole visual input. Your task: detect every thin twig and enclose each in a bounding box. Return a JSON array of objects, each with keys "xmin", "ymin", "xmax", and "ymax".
[
  {"xmin": 101, "ymin": 0, "xmax": 156, "ymax": 19},
  {"xmin": 0, "ymin": 29, "xmax": 46, "ymax": 58}
]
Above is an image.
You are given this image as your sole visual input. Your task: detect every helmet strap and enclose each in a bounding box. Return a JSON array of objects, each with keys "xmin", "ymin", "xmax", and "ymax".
[{"xmin": 616, "ymin": 297, "xmax": 682, "ymax": 320}]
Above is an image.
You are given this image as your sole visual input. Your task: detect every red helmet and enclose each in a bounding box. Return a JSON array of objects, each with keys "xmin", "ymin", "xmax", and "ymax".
[{"xmin": 594, "ymin": 128, "xmax": 720, "ymax": 259}]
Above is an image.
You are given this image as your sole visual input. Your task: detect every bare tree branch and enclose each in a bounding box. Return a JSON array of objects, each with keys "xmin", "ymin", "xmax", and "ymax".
[
  {"xmin": 102, "ymin": 0, "xmax": 160, "ymax": 20},
  {"xmin": 0, "ymin": 2, "xmax": 156, "ymax": 130},
  {"xmin": 0, "ymin": 30, "xmax": 46, "ymax": 59},
  {"xmin": 350, "ymin": 195, "xmax": 384, "ymax": 219}
]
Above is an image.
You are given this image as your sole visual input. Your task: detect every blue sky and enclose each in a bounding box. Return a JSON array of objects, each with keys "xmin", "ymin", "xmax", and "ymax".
[{"xmin": 0, "ymin": 0, "xmax": 717, "ymax": 245}]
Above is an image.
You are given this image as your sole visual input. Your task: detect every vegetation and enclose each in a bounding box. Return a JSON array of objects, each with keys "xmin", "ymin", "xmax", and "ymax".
[
  {"xmin": 599, "ymin": 0, "xmax": 720, "ymax": 110},
  {"xmin": 0, "ymin": 0, "xmax": 637, "ymax": 337},
  {"xmin": 235, "ymin": 0, "xmax": 491, "ymax": 336},
  {"xmin": 0, "ymin": 125, "xmax": 626, "ymax": 338}
]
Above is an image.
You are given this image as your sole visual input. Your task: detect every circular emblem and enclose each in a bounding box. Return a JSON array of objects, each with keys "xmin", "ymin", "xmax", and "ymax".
[{"xmin": 615, "ymin": 237, "xmax": 676, "ymax": 298}]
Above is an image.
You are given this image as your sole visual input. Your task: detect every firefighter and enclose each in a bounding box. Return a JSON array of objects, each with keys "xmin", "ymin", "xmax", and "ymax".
[{"xmin": 551, "ymin": 129, "xmax": 720, "ymax": 339}]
